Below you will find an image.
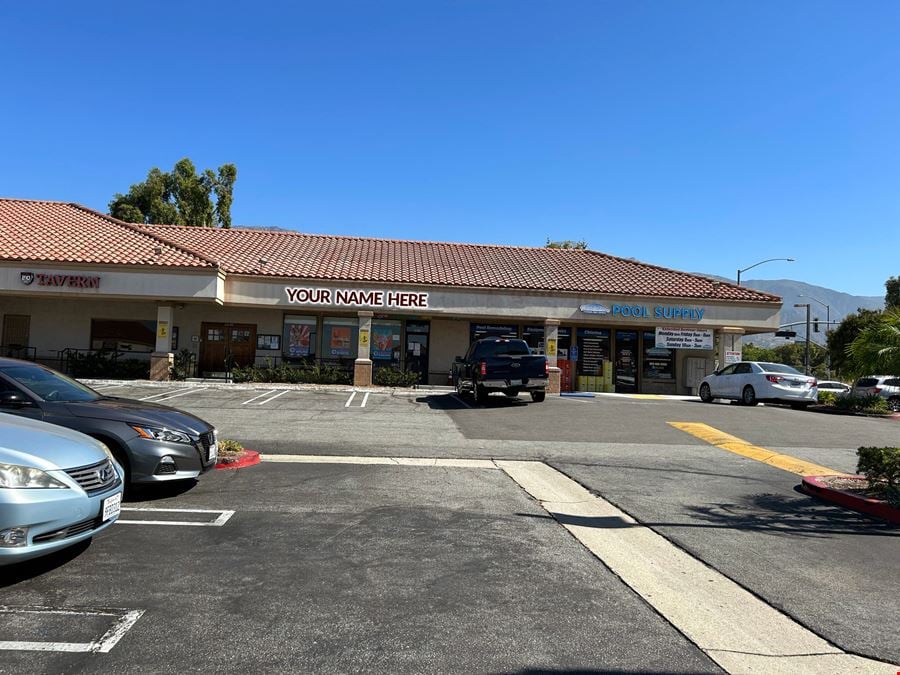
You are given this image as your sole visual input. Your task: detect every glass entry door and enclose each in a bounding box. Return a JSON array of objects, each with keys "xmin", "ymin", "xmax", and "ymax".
[
  {"xmin": 405, "ymin": 321, "xmax": 430, "ymax": 384},
  {"xmin": 614, "ymin": 330, "xmax": 639, "ymax": 393}
]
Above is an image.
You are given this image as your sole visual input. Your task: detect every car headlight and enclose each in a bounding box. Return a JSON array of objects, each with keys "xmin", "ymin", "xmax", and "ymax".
[
  {"xmin": 0, "ymin": 463, "xmax": 68, "ymax": 489},
  {"xmin": 130, "ymin": 425, "xmax": 192, "ymax": 445}
]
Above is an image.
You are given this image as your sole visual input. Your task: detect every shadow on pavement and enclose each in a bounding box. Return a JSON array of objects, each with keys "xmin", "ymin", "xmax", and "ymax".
[
  {"xmin": 125, "ymin": 479, "xmax": 198, "ymax": 503},
  {"xmin": 415, "ymin": 393, "xmax": 529, "ymax": 410},
  {"xmin": 0, "ymin": 539, "xmax": 92, "ymax": 587}
]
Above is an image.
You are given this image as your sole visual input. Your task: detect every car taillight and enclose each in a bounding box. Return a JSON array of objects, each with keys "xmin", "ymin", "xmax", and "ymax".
[
  {"xmin": 479, "ymin": 361, "xmax": 487, "ymax": 376},
  {"xmin": 873, "ymin": 387, "xmax": 882, "ymax": 394},
  {"xmin": 765, "ymin": 375, "xmax": 782, "ymax": 383},
  {"xmin": 545, "ymin": 360, "xmax": 549, "ymax": 375},
  {"xmin": 811, "ymin": 379, "xmax": 817, "ymax": 387}
]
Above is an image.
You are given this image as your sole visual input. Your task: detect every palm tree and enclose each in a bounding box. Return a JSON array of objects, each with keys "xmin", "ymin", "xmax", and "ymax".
[{"xmin": 847, "ymin": 308, "xmax": 900, "ymax": 376}]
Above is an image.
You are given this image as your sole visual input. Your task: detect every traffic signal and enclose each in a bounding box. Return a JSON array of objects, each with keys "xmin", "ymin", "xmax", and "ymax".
[
  {"xmin": 813, "ymin": 319, "xmax": 820, "ymax": 332},
  {"xmin": 775, "ymin": 330, "xmax": 797, "ymax": 338}
]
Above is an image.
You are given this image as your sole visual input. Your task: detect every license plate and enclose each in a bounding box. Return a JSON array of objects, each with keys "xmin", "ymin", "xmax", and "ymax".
[
  {"xmin": 509, "ymin": 379, "xmax": 523, "ymax": 386},
  {"xmin": 208, "ymin": 442, "xmax": 218, "ymax": 463},
  {"xmin": 102, "ymin": 493, "xmax": 122, "ymax": 522}
]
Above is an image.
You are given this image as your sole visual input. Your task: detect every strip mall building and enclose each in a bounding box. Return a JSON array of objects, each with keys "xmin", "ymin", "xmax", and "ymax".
[{"xmin": 0, "ymin": 198, "xmax": 782, "ymax": 394}]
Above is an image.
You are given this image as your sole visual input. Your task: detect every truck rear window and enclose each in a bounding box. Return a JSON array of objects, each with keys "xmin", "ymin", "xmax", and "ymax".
[{"xmin": 477, "ymin": 340, "xmax": 531, "ymax": 357}]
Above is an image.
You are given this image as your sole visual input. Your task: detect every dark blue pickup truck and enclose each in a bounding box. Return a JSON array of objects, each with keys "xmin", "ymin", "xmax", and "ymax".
[{"xmin": 452, "ymin": 338, "xmax": 549, "ymax": 403}]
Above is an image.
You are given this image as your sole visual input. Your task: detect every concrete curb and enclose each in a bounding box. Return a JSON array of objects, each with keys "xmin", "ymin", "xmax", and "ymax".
[
  {"xmin": 801, "ymin": 475, "xmax": 900, "ymax": 524},
  {"xmin": 807, "ymin": 405, "xmax": 900, "ymax": 421},
  {"xmin": 215, "ymin": 450, "xmax": 261, "ymax": 471}
]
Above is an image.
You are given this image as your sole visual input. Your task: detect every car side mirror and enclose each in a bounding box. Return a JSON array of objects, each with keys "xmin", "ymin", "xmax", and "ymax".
[{"xmin": 0, "ymin": 392, "xmax": 34, "ymax": 408}]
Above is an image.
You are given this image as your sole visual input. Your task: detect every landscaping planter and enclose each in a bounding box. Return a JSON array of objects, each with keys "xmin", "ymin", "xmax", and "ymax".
[
  {"xmin": 801, "ymin": 475, "xmax": 900, "ymax": 524},
  {"xmin": 215, "ymin": 449, "xmax": 261, "ymax": 471}
]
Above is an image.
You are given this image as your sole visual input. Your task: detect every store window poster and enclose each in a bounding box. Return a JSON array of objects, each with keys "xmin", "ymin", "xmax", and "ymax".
[
  {"xmin": 288, "ymin": 324, "xmax": 311, "ymax": 357},
  {"xmin": 372, "ymin": 325, "xmax": 395, "ymax": 360},
  {"xmin": 330, "ymin": 326, "xmax": 352, "ymax": 356}
]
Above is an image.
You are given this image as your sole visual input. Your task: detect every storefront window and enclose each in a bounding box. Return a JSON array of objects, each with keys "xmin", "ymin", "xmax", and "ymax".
[
  {"xmin": 642, "ymin": 331, "xmax": 674, "ymax": 380},
  {"xmin": 470, "ymin": 323, "xmax": 518, "ymax": 341},
  {"xmin": 90, "ymin": 319, "xmax": 155, "ymax": 352},
  {"xmin": 522, "ymin": 325, "xmax": 544, "ymax": 354},
  {"xmin": 574, "ymin": 328, "xmax": 610, "ymax": 376},
  {"xmin": 283, "ymin": 315, "xmax": 317, "ymax": 360},
  {"xmin": 322, "ymin": 317, "xmax": 358, "ymax": 361},
  {"xmin": 371, "ymin": 320, "xmax": 402, "ymax": 366}
]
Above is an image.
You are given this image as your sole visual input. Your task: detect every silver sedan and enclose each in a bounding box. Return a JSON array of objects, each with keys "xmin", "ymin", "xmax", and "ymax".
[{"xmin": 0, "ymin": 413, "xmax": 124, "ymax": 565}]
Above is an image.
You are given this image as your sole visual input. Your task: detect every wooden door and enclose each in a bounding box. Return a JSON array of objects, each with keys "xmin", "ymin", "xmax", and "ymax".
[{"xmin": 200, "ymin": 322, "xmax": 257, "ymax": 374}]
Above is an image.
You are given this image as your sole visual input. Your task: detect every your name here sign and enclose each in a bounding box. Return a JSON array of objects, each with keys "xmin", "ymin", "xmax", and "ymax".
[
  {"xmin": 285, "ymin": 287, "xmax": 429, "ymax": 309},
  {"xmin": 655, "ymin": 327, "xmax": 714, "ymax": 350}
]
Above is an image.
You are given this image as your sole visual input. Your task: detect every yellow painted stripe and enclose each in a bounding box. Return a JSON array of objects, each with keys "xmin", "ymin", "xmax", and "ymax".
[
  {"xmin": 668, "ymin": 422, "xmax": 846, "ymax": 477},
  {"xmin": 630, "ymin": 394, "xmax": 665, "ymax": 400}
]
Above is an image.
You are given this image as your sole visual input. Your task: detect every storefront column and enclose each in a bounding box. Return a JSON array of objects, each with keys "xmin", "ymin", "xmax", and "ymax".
[
  {"xmin": 354, "ymin": 311, "xmax": 374, "ymax": 387},
  {"xmin": 716, "ymin": 327, "xmax": 745, "ymax": 370},
  {"xmin": 150, "ymin": 305, "xmax": 174, "ymax": 381},
  {"xmin": 544, "ymin": 319, "xmax": 561, "ymax": 395}
]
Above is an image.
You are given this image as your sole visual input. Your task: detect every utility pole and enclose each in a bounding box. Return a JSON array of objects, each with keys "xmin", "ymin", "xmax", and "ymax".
[{"xmin": 794, "ymin": 303, "xmax": 811, "ymax": 375}]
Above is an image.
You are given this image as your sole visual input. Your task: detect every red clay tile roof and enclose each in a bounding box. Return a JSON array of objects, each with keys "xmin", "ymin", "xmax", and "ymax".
[
  {"xmin": 0, "ymin": 198, "xmax": 214, "ymax": 268},
  {"xmin": 143, "ymin": 223, "xmax": 780, "ymax": 303},
  {"xmin": 0, "ymin": 198, "xmax": 779, "ymax": 303}
]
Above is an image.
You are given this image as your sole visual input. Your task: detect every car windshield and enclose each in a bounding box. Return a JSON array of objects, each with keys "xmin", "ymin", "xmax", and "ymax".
[
  {"xmin": 758, "ymin": 363, "xmax": 802, "ymax": 375},
  {"xmin": 0, "ymin": 364, "xmax": 100, "ymax": 402}
]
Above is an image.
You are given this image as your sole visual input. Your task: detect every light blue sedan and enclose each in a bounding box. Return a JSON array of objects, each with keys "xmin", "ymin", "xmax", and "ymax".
[{"xmin": 0, "ymin": 413, "xmax": 124, "ymax": 565}]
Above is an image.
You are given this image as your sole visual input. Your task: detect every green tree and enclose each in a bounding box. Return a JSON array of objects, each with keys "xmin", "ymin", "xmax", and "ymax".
[
  {"xmin": 846, "ymin": 308, "xmax": 900, "ymax": 376},
  {"xmin": 827, "ymin": 308, "xmax": 883, "ymax": 378},
  {"xmin": 546, "ymin": 239, "xmax": 588, "ymax": 249},
  {"xmin": 886, "ymin": 276, "xmax": 900, "ymax": 309},
  {"xmin": 109, "ymin": 158, "xmax": 237, "ymax": 228}
]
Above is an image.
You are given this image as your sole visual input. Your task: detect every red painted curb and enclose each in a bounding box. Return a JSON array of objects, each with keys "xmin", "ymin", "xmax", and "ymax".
[
  {"xmin": 801, "ymin": 475, "xmax": 900, "ymax": 524},
  {"xmin": 215, "ymin": 449, "xmax": 261, "ymax": 471}
]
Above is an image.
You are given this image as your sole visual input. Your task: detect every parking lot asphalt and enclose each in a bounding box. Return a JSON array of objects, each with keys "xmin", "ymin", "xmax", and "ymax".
[
  {"xmin": 4, "ymin": 381, "xmax": 897, "ymax": 671},
  {"xmin": 0, "ymin": 462, "xmax": 719, "ymax": 674}
]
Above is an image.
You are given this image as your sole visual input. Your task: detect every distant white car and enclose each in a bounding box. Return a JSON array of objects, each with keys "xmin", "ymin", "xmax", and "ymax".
[
  {"xmin": 816, "ymin": 380, "xmax": 851, "ymax": 399},
  {"xmin": 699, "ymin": 361, "xmax": 818, "ymax": 409}
]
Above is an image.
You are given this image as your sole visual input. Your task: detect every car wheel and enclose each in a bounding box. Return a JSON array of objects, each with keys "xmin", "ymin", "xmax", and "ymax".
[
  {"xmin": 530, "ymin": 391, "xmax": 546, "ymax": 402},
  {"xmin": 889, "ymin": 397, "xmax": 900, "ymax": 412},
  {"xmin": 475, "ymin": 385, "xmax": 489, "ymax": 405},
  {"xmin": 699, "ymin": 383, "xmax": 713, "ymax": 403},
  {"xmin": 742, "ymin": 386, "xmax": 758, "ymax": 406}
]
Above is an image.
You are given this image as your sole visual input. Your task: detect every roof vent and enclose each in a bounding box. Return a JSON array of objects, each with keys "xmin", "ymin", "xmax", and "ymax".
[
  {"xmin": 153, "ymin": 246, "xmax": 163, "ymax": 256},
  {"xmin": 258, "ymin": 258, "xmax": 268, "ymax": 266}
]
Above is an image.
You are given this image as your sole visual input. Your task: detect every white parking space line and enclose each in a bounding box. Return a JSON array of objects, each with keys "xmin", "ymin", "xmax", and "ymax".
[
  {"xmin": 0, "ymin": 606, "xmax": 144, "ymax": 653},
  {"xmin": 118, "ymin": 507, "xmax": 234, "ymax": 527},
  {"xmin": 361, "ymin": 392, "xmax": 370, "ymax": 408},
  {"xmin": 257, "ymin": 389, "xmax": 289, "ymax": 406},
  {"xmin": 144, "ymin": 388, "xmax": 208, "ymax": 403},
  {"xmin": 241, "ymin": 389, "xmax": 277, "ymax": 405},
  {"xmin": 344, "ymin": 391, "xmax": 357, "ymax": 408}
]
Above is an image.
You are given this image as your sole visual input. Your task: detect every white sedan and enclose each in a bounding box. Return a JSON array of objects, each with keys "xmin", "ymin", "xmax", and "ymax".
[{"xmin": 699, "ymin": 361, "xmax": 818, "ymax": 409}]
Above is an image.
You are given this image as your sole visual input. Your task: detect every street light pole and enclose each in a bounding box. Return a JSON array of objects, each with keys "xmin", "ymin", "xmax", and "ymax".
[
  {"xmin": 736, "ymin": 257, "xmax": 796, "ymax": 286},
  {"xmin": 794, "ymin": 303, "xmax": 811, "ymax": 375},
  {"xmin": 800, "ymin": 294, "xmax": 831, "ymax": 377}
]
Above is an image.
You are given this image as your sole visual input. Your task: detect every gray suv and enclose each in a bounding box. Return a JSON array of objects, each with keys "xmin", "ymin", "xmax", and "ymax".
[
  {"xmin": 851, "ymin": 375, "xmax": 900, "ymax": 412},
  {"xmin": 0, "ymin": 358, "xmax": 217, "ymax": 485}
]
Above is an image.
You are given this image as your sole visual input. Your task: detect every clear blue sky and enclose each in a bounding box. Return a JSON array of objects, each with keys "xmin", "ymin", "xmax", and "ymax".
[{"xmin": 2, "ymin": 1, "xmax": 897, "ymax": 297}]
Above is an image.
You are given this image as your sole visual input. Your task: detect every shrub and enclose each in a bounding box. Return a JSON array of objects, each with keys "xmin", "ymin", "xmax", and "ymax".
[
  {"xmin": 170, "ymin": 349, "xmax": 195, "ymax": 381},
  {"xmin": 817, "ymin": 391, "xmax": 837, "ymax": 406},
  {"xmin": 373, "ymin": 368, "xmax": 421, "ymax": 387},
  {"xmin": 856, "ymin": 447, "xmax": 900, "ymax": 492},
  {"xmin": 232, "ymin": 363, "xmax": 351, "ymax": 385},
  {"xmin": 67, "ymin": 350, "xmax": 150, "ymax": 379},
  {"xmin": 833, "ymin": 394, "xmax": 890, "ymax": 414},
  {"xmin": 218, "ymin": 439, "xmax": 244, "ymax": 454}
]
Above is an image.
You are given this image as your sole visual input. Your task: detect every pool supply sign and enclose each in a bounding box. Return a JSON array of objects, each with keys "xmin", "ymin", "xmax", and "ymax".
[
  {"xmin": 611, "ymin": 304, "xmax": 705, "ymax": 321},
  {"xmin": 655, "ymin": 327, "xmax": 714, "ymax": 350}
]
